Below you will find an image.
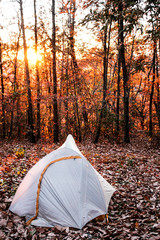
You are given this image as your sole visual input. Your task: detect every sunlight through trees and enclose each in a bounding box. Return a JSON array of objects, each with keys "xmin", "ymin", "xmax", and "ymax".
[{"xmin": 0, "ymin": 0, "xmax": 159, "ymax": 142}]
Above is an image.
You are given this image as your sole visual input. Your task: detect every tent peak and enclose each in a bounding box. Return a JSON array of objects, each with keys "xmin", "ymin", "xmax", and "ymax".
[{"xmin": 59, "ymin": 134, "xmax": 82, "ymax": 155}]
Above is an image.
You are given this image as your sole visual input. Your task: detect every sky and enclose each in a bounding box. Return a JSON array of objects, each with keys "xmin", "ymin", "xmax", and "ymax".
[
  {"xmin": 0, "ymin": 0, "xmax": 48, "ymax": 43},
  {"xmin": 0, "ymin": 0, "xmax": 98, "ymax": 51}
]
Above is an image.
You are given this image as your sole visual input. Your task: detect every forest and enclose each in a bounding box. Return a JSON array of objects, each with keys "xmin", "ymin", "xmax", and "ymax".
[
  {"xmin": 0, "ymin": 0, "xmax": 160, "ymax": 239},
  {"xmin": 0, "ymin": 0, "xmax": 159, "ymax": 144}
]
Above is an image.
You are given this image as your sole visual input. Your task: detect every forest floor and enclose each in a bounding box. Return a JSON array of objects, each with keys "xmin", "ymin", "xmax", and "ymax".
[{"xmin": 0, "ymin": 136, "xmax": 160, "ymax": 240}]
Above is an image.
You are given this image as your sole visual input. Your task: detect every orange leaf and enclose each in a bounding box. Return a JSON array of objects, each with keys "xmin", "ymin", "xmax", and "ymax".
[{"xmin": 135, "ymin": 222, "xmax": 139, "ymax": 229}]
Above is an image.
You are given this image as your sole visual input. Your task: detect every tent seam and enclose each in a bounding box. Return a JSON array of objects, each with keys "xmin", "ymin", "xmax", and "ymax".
[{"xmin": 26, "ymin": 155, "xmax": 81, "ymax": 225}]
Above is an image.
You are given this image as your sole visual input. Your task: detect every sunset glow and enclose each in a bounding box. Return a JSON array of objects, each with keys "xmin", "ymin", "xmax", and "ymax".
[
  {"xmin": 27, "ymin": 48, "xmax": 42, "ymax": 64},
  {"xmin": 18, "ymin": 48, "xmax": 42, "ymax": 65}
]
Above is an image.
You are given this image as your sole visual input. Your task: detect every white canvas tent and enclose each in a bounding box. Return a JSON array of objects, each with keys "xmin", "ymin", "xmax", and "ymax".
[{"xmin": 10, "ymin": 134, "xmax": 115, "ymax": 229}]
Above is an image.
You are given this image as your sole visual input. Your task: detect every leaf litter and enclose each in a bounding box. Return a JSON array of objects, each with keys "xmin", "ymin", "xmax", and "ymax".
[{"xmin": 0, "ymin": 137, "xmax": 160, "ymax": 239}]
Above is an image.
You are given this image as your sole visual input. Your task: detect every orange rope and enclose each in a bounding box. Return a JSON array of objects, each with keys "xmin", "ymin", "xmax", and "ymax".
[{"xmin": 26, "ymin": 155, "xmax": 81, "ymax": 225}]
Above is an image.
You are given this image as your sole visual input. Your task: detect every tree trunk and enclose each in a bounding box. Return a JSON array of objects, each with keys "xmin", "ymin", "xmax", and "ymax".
[
  {"xmin": 94, "ymin": 17, "xmax": 112, "ymax": 143},
  {"xmin": 94, "ymin": 25, "xmax": 107, "ymax": 143},
  {"xmin": 9, "ymin": 104, "xmax": 14, "ymax": 138},
  {"xmin": 59, "ymin": 31, "xmax": 65, "ymax": 138},
  {"xmin": 149, "ymin": 39, "xmax": 156, "ymax": 136},
  {"xmin": 17, "ymin": 93, "xmax": 21, "ymax": 137},
  {"xmin": 20, "ymin": 0, "xmax": 36, "ymax": 143},
  {"xmin": 69, "ymin": 0, "xmax": 81, "ymax": 142},
  {"xmin": 154, "ymin": 37, "xmax": 160, "ymax": 130},
  {"xmin": 9, "ymin": 27, "xmax": 21, "ymax": 138},
  {"xmin": 34, "ymin": 0, "xmax": 41, "ymax": 140},
  {"xmin": 154, "ymin": 101, "xmax": 160, "ymax": 129},
  {"xmin": 82, "ymin": 104, "xmax": 90, "ymax": 139},
  {"xmin": 116, "ymin": 18, "xmax": 121, "ymax": 140},
  {"xmin": 119, "ymin": 1, "xmax": 130, "ymax": 143},
  {"xmin": 0, "ymin": 41, "xmax": 5, "ymax": 138},
  {"xmin": 43, "ymin": 43, "xmax": 53, "ymax": 136},
  {"xmin": 47, "ymin": 63, "xmax": 52, "ymax": 135},
  {"xmin": 52, "ymin": 0, "xmax": 59, "ymax": 142},
  {"xmin": 64, "ymin": 46, "xmax": 69, "ymax": 136}
]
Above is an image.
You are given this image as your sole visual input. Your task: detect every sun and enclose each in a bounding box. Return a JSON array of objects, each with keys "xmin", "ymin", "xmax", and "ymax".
[
  {"xmin": 27, "ymin": 48, "xmax": 42, "ymax": 65},
  {"xmin": 18, "ymin": 48, "xmax": 42, "ymax": 65}
]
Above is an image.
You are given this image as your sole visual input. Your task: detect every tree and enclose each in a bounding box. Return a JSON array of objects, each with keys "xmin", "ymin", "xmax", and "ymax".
[
  {"xmin": 94, "ymin": 14, "xmax": 112, "ymax": 143},
  {"xmin": 34, "ymin": 0, "xmax": 41, "ymax": 140},
  {"xmin": 19, "ymin": 0, "xmax": 36, "ymax": 143},
  {"xmin": 115, "ymin": 0, "xmax": 142, "ymax": 142},
  {"xmin": 69, "ymin": 0, "xmax": 82, "ymax": 142},
  {"xmin": 81, "ymin": 0, "xmax": 114, "ymax": 143},
  {"xmin": 154, "ymin": 39, "xmax": 160, "ymax": 129},
  {"xmin": 52, "ymin": 0, "xmax": 59, "ymax": 142},
  {"xmin": 9, "ymin": 21, "xmax": 21, "ymax": 138},
  {"xmin": 118, "ymin": 0, "xmax": 130, "ymax": 143},
  {"xmin": 115, "ymin": 16, "xmax": 121, "ymax": 139},
  {"xmin": 145, "ymin": 0, "xmax": 160, "ymax": 135},
  {"xmin": 0, "ymin": 39, "xmax": 5, "ymax": 138},
  {"xmin": 149, "ymin": 39, "xmax": 156, "ymax": 137}
]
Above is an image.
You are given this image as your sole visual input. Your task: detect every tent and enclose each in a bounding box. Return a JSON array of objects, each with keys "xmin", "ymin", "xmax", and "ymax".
[{"xmin": 9, "ymin": 134, "xmax": 115, "ymax": 229}]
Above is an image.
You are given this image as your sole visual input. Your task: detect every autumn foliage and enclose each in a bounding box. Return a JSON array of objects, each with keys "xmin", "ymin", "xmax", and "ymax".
[{"xmin": 0, "ymin": 0, "xmax": 160, "ymax": 143}]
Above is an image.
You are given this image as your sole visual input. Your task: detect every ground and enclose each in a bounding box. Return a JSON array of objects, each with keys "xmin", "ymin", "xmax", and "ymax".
[{"xmin": 0, "ymin": 136, "xmax": 160, "ymax": 239}]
